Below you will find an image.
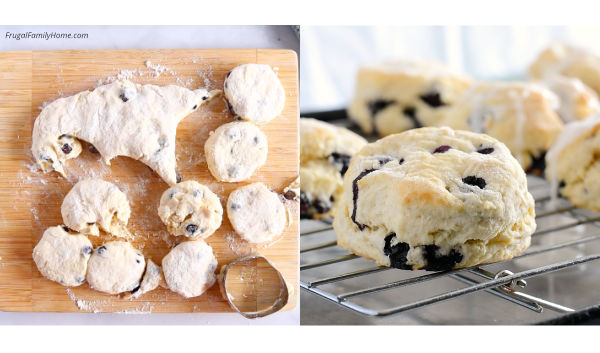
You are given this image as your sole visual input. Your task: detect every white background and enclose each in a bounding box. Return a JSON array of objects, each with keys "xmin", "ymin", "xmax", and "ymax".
[
  {"xmin": 300, "ymin": 26, "xmax": 600, "ymax": 112},
  {"xmin": 0, "ymin": 25, "xmax": 299, "ymax": 326},
  {"xmin": 1, "ymin": 0, "xmax": 600, "ymax": 351}
]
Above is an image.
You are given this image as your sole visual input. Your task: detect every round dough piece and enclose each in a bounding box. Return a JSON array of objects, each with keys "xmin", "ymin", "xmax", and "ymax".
[
  {"xmin": 546, "ymin": 114, "xmax": 600, "ymax": 211},
  {"xmin": 348, "ymin": 60, "xmax": 471, "ymax": 136},
  {"xmin": 204, "ymin": 121, "xmax": 268, "ymax": 182},
  {"xmin": 333, "ymin": 127, "xmax": 536, "ymax": 271},
  {"xmin": 227, "ymin": 182, "xmax": 287, "ymax": 243},
  {"xmin": 162, "ymin": 240, "xmax": 217, "ymax": 298},
  {"xmin": 158, "ymin": 180, "xmax": 223, "ymax": 239},
  {"xmin": 441, "ymin": 81, "xmax": 564, "ymax": 174},
  {"xmin": 32, "ymin": 226, "xmax": 93, "ymax": 287},
  {"xmin": 300, "ymin": 118, "xmax": 367, "ymax": 219},
  {"xmin": 86, "ymin": 241, "xmax": 145, "ymax": 294},
  {"xmin": 223, "ymin": 64, "xmax": 285, "ymax": 124},
  {"xmin": 61, "ymin": 178, "xmax": 131, "ymax": 237}
]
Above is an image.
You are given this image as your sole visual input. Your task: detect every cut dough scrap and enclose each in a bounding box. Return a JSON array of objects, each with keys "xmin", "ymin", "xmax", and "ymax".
[
  {"xmin": 31, "ymin": 80, "xmax": 220, "ymax": 185},
  {"xmin": 130, "ymin": 259, "xmax": 165, "ymax": 299},
  {"xmin": 224, "ymin": 64, "xmax": 285, "ymax": 124},
  {"xmin": 158, "ymin": 180, "xmax": 223, "ymax": 239},
  {"xmin": 32, "ymin": 226, "xmax": 93, "ymax": 287},
  {"xmin": 86, "ymin": 241, "xmax": 145, "ymax": 295},
  {"xmin": 61, "ymin": 178, "xmax": 131, "ymax": 237},
  {"xmin": 204, "ymin": 121, "xmax": 268, "ymax": 182},
  {"xmin": 227, "ymin": 182, "xmax": 287, "ymax": 244},
  {"xmin": 162, "ymin": 240, "xmax": 218, "ymax": 298}
]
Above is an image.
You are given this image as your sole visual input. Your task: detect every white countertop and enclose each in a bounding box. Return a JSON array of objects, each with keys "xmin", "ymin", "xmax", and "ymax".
[{"xmin": 0, "ymin": 25, "xmax": 299, "ymax": 325}]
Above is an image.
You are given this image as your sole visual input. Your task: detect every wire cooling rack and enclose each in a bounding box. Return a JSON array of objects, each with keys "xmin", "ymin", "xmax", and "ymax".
[{"xmin": 300, "ymin": 174, "xmax": 600, "ymax": 324}]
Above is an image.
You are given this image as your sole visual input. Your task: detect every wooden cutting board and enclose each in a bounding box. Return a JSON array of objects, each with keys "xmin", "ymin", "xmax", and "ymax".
[{"xmin": 0, "ymin": 49, "xmax": 299, "ymax": 313}]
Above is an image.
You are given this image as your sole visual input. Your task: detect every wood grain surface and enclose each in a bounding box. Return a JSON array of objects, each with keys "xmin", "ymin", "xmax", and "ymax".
[{"xmin": 0, "ymin": 49, "xmax": 299, "ymax": 313}]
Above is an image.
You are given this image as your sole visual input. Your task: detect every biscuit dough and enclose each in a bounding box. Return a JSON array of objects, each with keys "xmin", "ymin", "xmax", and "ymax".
[
  {"xmin": 158, "ymin": 180, "xmax": 223, "ymax": 239},
  {"xmin": 334, "ymin": 127, "xmax": 536, "ymax": 271},
  {"xmin": 227, "ymin": 182, "xmax": 287, "ymax": 243},
  {"xmin": 223, "ymin": 64, "xmax": 285, "ymax": 124},
  {"xmin": 86, "ymin": 241, "xmax": 145, "ymax": 295},
  {"xmin": 204, "ymin": 121, "xmax": 268, "ymax": 182},
  {"xmin": 61, "ymin": 179, "xmax": 131, "ymax": 237},
  {"xmin": 31, "ymin": 80, "xmax": 219, "ymax": 185},
  {"xmin": 162, "ymin": 240, "xmax": 218, "ymax": 298},
  {"xmin": 32, "ymin": 226, "xmax": 93, "ymax": 287}
]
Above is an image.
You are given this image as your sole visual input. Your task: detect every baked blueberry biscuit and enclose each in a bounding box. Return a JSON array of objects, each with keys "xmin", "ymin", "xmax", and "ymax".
[
  {"xmin": 61, "ymin": 179, "xmax": 131, "ymax": 237},
  {"xmin": 537, "ymin": 75, "xmax": 600, "ymax": 123},
  {"xmin": 158, "ymin": 180, "xmax": 223, "ymax": 239},
  {"xmin": 441, "ymin": 82, "xmax": 564, "ymax": 173},
  {"xmin": 32, "ymin": 226, "xmax": 93, "ymax": 287},
  {"xmin": 162, "ymin": 240, "xmax": 218, "ymax": 298},
  {"xmin": 86, "ymin": 241, "xmax": 145, "ymax": 295},
  {"xmin": 348, "ymin": 60, "xmax": 471, "ymax": 136},
  {"xmin": 223, "ymin": 64, "xmax": 285, "ymax": 124},
  {"xmin": 546, "ymin": 114, "xmax": 600, "ymax": 210},
  {"xmin": 227, "ymin": 182, "xmax": 287, "ymax": 244},
  {"xmin": 204, "ymin": 121, "xmax": 268, "ymax": 182},
  {"xmin": 300, "ymin": 118, "xmax": 367, "ymax": 219},
  {"xmin": 333, "ymin": 127, "xmax": 536, "ymax": 271},
  {"xmin": 31, "ymin": 80, "xmax": 219, "ymax": 185},
  {"xmin": 530, "ymin": 43, "xmax": 600, "ymax": 96}
]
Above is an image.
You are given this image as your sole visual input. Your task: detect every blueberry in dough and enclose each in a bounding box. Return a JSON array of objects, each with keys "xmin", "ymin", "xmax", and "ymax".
[
  {"xmin": 383, "ymin": 234, "xmax": 412, "ymax": 270},
  {"xmin": 186, "ymin": 224, "xmax": 198, "ymax": 235},
  {"xmin": 419, "ymin": 91, "xmax": 445, "ymax": 108},
  {"xmin": 526, "ymin": 151, "xmax": 547, "ymax": 175},
  {"xmin": 351, "ymin": 169, "xmax": 376, "ymax": 231},
  {"xmin": 421, "ymin": 244, "xmax": 463, "ymax": 271},
  {"xmin": 329, "ymin": 152, "xmax": 352, "ymax": 176},
  {"xmin": 299, "ymin": 191, "xmax": 311, "ymax": 218},
  {"xmin": 313, "ymin": 198, "xmax": 331, "ymax": 215},
  {"xmin": 61, "ymin": 144, "xmax": 72, "ymax": 154},
  {"xmin": 433, "ymin": 145, "xmax": 451, "ymax": 154},
  {"xmin": 367, "ymin": 99, "xmax": 395, "ymax": 117},
  {"xmin": 477, "ymin": 147, "xmax": 494, "ymax": 154},
  {"xmin": 462, "ymin": 176, "xmax": 486, "ymax": 189},
  {"xmin": 402, "ymin": 106, "xmax": 422, "ymax": 128}
]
